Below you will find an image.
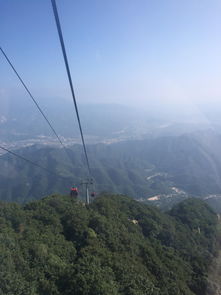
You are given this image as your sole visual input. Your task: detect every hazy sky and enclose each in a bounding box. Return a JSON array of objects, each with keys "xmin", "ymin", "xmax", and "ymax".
[{"xmin": 1, "ymin": 0, "xmax": 221, "ymax": 108}]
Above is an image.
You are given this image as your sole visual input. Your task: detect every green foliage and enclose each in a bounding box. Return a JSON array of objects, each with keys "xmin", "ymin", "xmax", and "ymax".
[{"xmin": 0, "ymin": 194, "xmax": 218, "ymax": 294}]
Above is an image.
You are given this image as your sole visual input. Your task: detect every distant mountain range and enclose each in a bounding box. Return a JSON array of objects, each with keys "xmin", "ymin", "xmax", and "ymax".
[
  {"xmin": 1, "ymin": 130, "xmax": 221, "ymax": 212},
  {"xmin": 0, "ymin": 98, "xmax": 154, "ymax": 141},
  {"xmin": 0, "ymin": 97, "xmax": 217, "ymax": 142}
]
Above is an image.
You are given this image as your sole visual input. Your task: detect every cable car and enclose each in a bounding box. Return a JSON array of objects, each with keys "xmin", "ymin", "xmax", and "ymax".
[
  {"xmin": 70, "ymin": 186, "xmax": 78, "ymax": 197},
  {"xmin": 91, "ymin": 192, "xmax": 96, "ymax": 198}
]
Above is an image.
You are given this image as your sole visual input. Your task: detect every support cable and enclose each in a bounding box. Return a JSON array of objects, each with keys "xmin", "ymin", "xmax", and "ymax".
[
  {"xmin": 51, "ymin": 0, "xmax": 91, "ymax": 177},
  {"xmin": 0, "ymin": 46, "xmax": 74, "ymax": 167},
  {"xmin": 0, "ymin": 145, "xmax": 65, "ymax": 179}
]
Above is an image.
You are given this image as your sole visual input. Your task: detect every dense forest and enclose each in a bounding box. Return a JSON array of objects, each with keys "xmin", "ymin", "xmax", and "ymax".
[{"xmin": 0, "ymin": 194, "xmax": 219, "ymax": 295}]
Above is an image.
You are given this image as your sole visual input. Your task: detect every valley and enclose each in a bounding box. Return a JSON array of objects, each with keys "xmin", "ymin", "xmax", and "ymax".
[{"xmin": 2, "ymin": 129, "xmax": 221, "ymax": 213}]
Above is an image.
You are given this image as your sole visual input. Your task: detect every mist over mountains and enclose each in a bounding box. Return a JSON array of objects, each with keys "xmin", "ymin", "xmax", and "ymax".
[
  {"xmin": 0, "ymin": 97, "xmax": 218, "ymax": 143},
  {"xmin": 1, "ymin": 97, "xmax": 221, "ymax": 212},
  {"xmin": 2, "ymin": 1, "xmax": 221, "ymax": 293}
]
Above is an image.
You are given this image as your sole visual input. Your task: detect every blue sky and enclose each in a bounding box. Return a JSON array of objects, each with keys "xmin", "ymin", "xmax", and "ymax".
[{"xmin": 1, "ymin": 0, "xmax": 221, "ymax": 108}]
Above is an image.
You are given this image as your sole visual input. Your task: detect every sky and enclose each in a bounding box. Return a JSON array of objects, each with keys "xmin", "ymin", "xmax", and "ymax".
[{"xmin": 1, "ymin": 0, "xmax": 221, "ymax": 110}]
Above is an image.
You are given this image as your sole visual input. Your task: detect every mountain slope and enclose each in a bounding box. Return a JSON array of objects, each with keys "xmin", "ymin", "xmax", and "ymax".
[
  {"xmin": 0, "ymin": 195, "xmax": 218, "ymax": 295},
  {"xmin": 2, "ymin": 131, "xmax": 221, "ymax": 205}
]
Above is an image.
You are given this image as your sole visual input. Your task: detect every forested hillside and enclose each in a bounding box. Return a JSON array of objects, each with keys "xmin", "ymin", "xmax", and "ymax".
[
  {"xmin": 1, "ymin": 131, "xmax": 221, "ymax": 210},
  {"xmin": 0, "ymin": 194, "xmax": 218, "ymax": 295}
]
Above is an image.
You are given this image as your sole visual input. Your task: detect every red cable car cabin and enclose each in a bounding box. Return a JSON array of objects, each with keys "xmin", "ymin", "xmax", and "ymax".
[{"xmin": 70, "ymin": 186, "xmax": 78, "ymax": 197}]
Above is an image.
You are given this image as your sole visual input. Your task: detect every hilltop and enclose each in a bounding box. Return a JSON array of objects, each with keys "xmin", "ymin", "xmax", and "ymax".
[{"xmin": 0, "ymin": 194, "xmax": 218, "ymax": 295}]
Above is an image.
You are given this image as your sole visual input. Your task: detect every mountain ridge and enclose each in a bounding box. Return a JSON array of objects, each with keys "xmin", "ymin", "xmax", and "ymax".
[{"xmin": 2, "ymin": 131, "xmax": 221, "ymax": 212}]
